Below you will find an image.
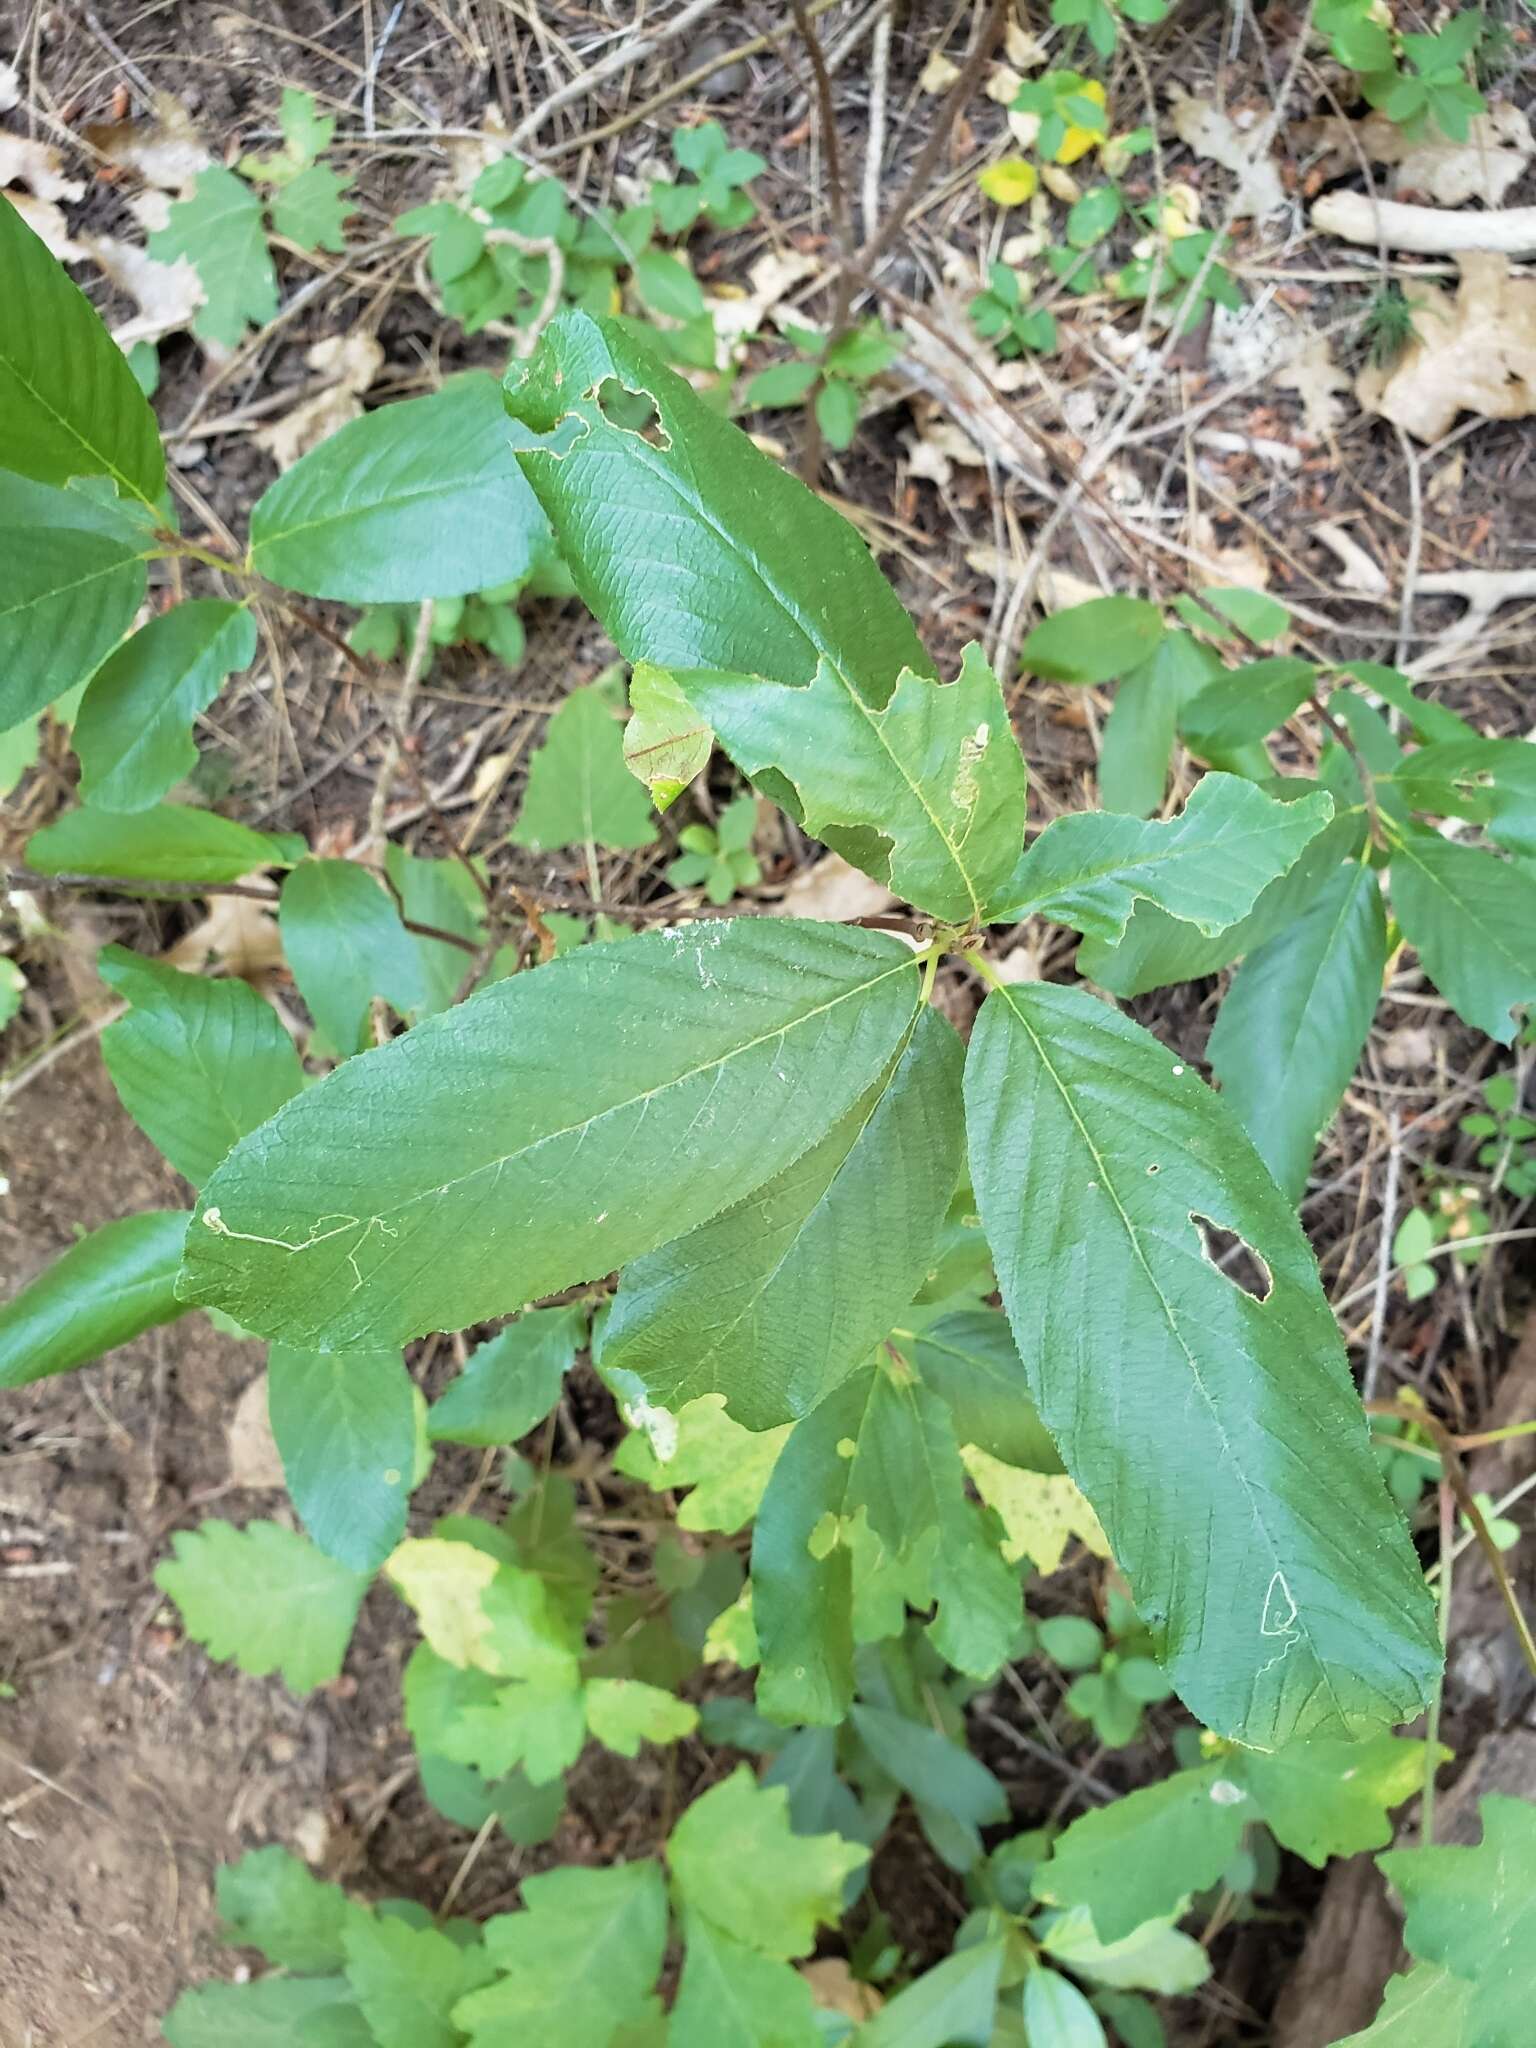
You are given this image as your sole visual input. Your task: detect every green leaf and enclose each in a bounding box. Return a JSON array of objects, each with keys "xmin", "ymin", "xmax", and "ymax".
[
  {"xmin": 1180, "ymin": 657, "xmax": 1317, "ymax": 754},
  {"xmin": 965, "ymin": 980, "xmax": 1440, "ymax": 1748},
  {"xmin": 217, "ymin": 1845, "xmax": 364, "ymax": 1971},
  {"xmin": 1389, "ymin": 829, "xmax": 1536, "ymax": 1042},
  {"xmin": 668, "ymin": 1765, "xmax": 868, "ymax": 1959},
  {"xmin": 510, "ymin": 676, "xmax": 660, "ymax": 853},
  {"xmin": 272, "ymin": 163, "xmax": 354, "ymax": 252},
  {"xmin": 1097, "ymin": 631, "xmax": 1225, "ymax": 818},
  {"xmin": 1341, "ymin": 663, "xmax": 1475, "ymax": 746},
  {"xmin": 622, "ymin": 662, "xmax": 713, "ymax": 810},
  {"xmin": 1039, "ymin": 1906, "xmax": 1209, "ymax": 1996},
  {"xmin": 816, "ymin": 375, "xmax": 862, "ymax": 449},
  {"xmin": 600, "ymin": 1008, "xmax": 964, "ymax": 1429},
  {"xmin": 438, "ymin": 1672, "xmax": 586, "ymax": 1785},
  {"xmin": 683, "ymin": 643, "xmax": 1027, "ymax": 923},
  {"xmin": 633, "ymin": 245, "xmax": 705, "ymax": 320},
  {"xmin": 343, "ymin": 1913, "xmax": 491, "ymax": 2048},
  {"xmin": 1033, "ymin": 1765, "xmax": 1252, "ymax": 1940},
  {"xmin": 182, "ymin": 920, "xmax": 923, "ymax": 1350},
  {"xmin": 1068, "ymin": 184, "xmax": 1123, "ymax": 247},
  {"xmin": 1022, "ymin": 1965, "xmax": 1109, "ymax": 2047},
  {"xmin": 856, "ymin": 1942, "xmax": 1006, "ymax": 2048},
  {"xmin": 612, "ymin": 1395, "xmax": 791, "ymax": 1534},
  {"xmin": 988, "ymin": 775, "xmax": 1333, "ymax": 939},
  {"xmin": 504, "ymin": 314, "xmax": 933, "ymax": 707},
  {"xmin": 98, "ymin": 946, "xmax": 302, "ymax": 1185},
  {"xmin": 849, "ymin": 1703, "xmax": 1008, "ymax": 1873},
  {"xmin": 74, "ymin": 601, "xmax": 257, "ymax": 813},
  {"xmin": 1330, "ymin": 1965, "xmax": 1474, "ymax": 2047},
  {"xmin": 0, "ymin": 1211, "xmax": 188, "ymax": 1391},
  {"xmin": 27, "ymin": 803, "xmax": 303, "ymax": 883},
  {"xmin": 1379, "ymin": 1796, "xmax": 1536, "ymax": 2048},
  {"xmin": 453, "ymin": 1862, "xmax": 667, "ymax": 2045},
  {"xmin": 0, "ymin": 195, "xmax": 165, "ymax": 504},
  {"xmin": 279, "ymin": 858, "xmax": 429, "ymax": 1053},
  {"xmin": 1240, "ymin": 1734, "xmax": 1440, "ymax": 1866},
  {"xmin": 746, "ymin": 358, "xmax": 822, "ymax": 408},
  {"xmin": 250, "ymin": 374, "xmax": 551, "ymax": 603},
  {"xmin": 156, "ymin": 1518, "xmax": 368, "ymax": 1691},
  {"xmin": 150, "ymin": 166, "xmax": 278, "ymax": 347},
  {"xmin": 901, "ymin": 1311, "xmax": 1061, "ymax": 1473},
  {"xmin": 1391, "ymin": 739, "xmax": 1536, "ymax": 858},
  {"xmin": 584, "ymin": 1676, "xmax": 698, "ymax": 1755},
  {"xmin": 385, "ymin": 845, "xmax": 484, "ymax": 1013},
  {"xmin": 1078, "ymin": 793, "xmax": 1363, "ymax": 996},
  {"xmin": 163, "ymin": 1977, "xmax": 359, "ymax": 2048},
  {"xmin": 959, "ymin": 1449, "xmax": 1107, "ymax": 1572},
  {"xmin": 1208, "ymin": 862, "xmax": 1386, "ymax": 1201},
  {"xmin": 1199, "ymin": 587, "xmax": 1291, "ymax": 643},
  {"xmin": 670, "ymin": 1911, "xmax": 821, "ymax": 2048},
  {"xmin": 0, "ymin": 523, "xmax": 147, "ymax": 727},
  {"xmin": 1021, "ymin": 598, "xmax": 1164, "ymax": 683},
  {"xmin": 429, "ymin": 1306, "xmax": 584, "ymax": 1446},
  {"xmin": 268, "ymin": 1345, "xmax": 417, "ymax": 1572}
]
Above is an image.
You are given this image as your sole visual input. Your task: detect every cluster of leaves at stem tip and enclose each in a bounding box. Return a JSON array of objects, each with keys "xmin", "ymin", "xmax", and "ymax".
[{"xmin": 1, "ymin": 142, "xmax": 1534, "ymax": 2048}]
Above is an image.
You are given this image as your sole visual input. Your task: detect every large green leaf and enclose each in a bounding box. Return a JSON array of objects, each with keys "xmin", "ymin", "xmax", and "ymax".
[
  {"xmin": 181, "ymin": 920, "xmax": 922, "ymax": 1350},
  {"xmin": 268, "ymin": 1345, "xmax": 417, "ymax": 1572},
  {"xmin": 342, "ymin": 1914, "xmax": 493, "ymax": 2048},
  {"xmin": 964, "ymin": 980, "xmax": 1439, "ymax": 1747},
  {"xmin": 987, "ymin": 774, "xmax": 1333, "ymax": 939},
  {"xmin": 509, "ymin": 675, "xmax": 659, "ymax": 854},
  {"xmin": 600, "ymin": 1009, "xmax": 964, "ymax": 1430},
  {"xmin": 503, "ymin": 313, "xmax": 932, "ymax": 704},
  {"xmin": 279, "ymin": 859, "xmax": 428, "ymax": 1054},
  {"xmin": 849, "ymin": 1703, "xmax": 1008, "ymax": 1873},
  {"xmin": 0, "ymin": 195, "xmax": 165, "ymax": 505},
  {"xmin": 162, "ymin": 1977, "xmax": 358, "ymax": 2048},
  {"xmin": 898, "ymin": 1311, "xmax": 1062, "ymax": 1474},
  {"xmin": 1078, "ymin": 795, "xmax": 1362, "ymax": 996},
  {"xmin": 156, "ymin": 1518, "xmax": 368, "ymax": 1691},
  {"xmin": 1331, "ymin": 1966, "xmax": 1473, "ymax": 2047},
  {"xmin": 217, "ymin": 1845, "xmax": 364, "ymax": 1971},
  {"xmin": 1388, "ymin": 828, "xmax": 1536, "ymax": 1043},
  {"xmin": 0, "ymin": 1211, "xmax": 188, "ymax": 1390},
  {"xmin": 453, "ymin": 1862, "xmax": 667, "ymax": 2045},
  {"xmin": 0, "ymin": 523, "xmax": 146, "ymax": 728},
  {"xmin": 27, "ymin": 803, "xmax": 304, "ymax": 883},
  {"xmin": 1021, "ymin": 597, "xmax": 1164, "ymax": 683},
  {"xmin": 856, "ymin": 1941, "xmax": 1006, "ymax": 2048},
  {"xmin": 1208, "ymin": 862, "xmax": 1387, "ymax": 1201},
  {"xmin": 1391, "ymin": 738, "xmax": 1536, "ymax": 858},
  {"xmin": 670, "ymin": 1912, "xmax": 821, "ymax": 2048},
  {"xmin": 99, "ymin": 946, "xmax": 303, "ymax": 1185},
  {"xmin": 1179, "ymin": 656, "xmax": 1317, "ymax": 754},
  {"xmin": 1379, "ymin": 1796, "xmax": 1536, "ymax": 2048},
  {"xmin": 681, "ymin": 644, "xmax": 1027, "ymax": 923},
  {"xmin": 249, "ymin": 373, "xmax": 551, "ymax": 602},
  {"xmin": 74, "ymin": 601, "xmax": 257, "ymax": 812}
]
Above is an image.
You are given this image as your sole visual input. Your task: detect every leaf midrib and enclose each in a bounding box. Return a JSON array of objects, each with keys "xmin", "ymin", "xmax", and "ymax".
[{"xmin": 993, "ymin": 984, "xmax": 1347, "ymax": 1725}]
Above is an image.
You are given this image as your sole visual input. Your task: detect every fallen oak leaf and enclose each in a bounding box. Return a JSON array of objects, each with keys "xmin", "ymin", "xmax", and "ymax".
[{"xmin": 1355, "ymin": 253, "xmax": 1536, "ymax": 441}]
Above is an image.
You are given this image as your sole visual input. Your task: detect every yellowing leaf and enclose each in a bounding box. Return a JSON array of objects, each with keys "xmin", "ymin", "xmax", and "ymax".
[
  {"xmin": 1057, "ymin": 81, "xmax": 1108, "ymax": 166},
  {"xmin": 385, "ymin": 1537, "xmax": 499, "ymax": 1668},
  {"xmin": 961, "ymin": 1445, "xmax": 1109, "ymax": 1570},
  {"xmin": 979, "ymin": 158, "xmax": 1039, "ymax": 205}
]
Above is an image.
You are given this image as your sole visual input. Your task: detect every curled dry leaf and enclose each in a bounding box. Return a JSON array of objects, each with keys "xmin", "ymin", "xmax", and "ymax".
[
  {"xmin": 5, "ymin": 191, "xmax": 81, "ymax": 262},
  {"xmin": 902, "ymin": 397, "xmax": 984, "ymax": 486},
  {"xmin": 1170, "ymin": 90, "xmax": 1285, "ymax": 220},
  {"xmin": 0, "ymin": 130, "xmax": 83, "ymax": 204},
  {"xmin": 84, "ymin": 92, "xmax": 210, "ymax": 190},
  {"xmin": 163, "ymin": 889, "xmax": 285, "ymax": 984},
  {"xmin": 1356, "ymin": 252, "xmax": 1536, "ymax": 441},
  {"xmin": 919, "ymin": 50, "xmax": 963, "ymax": 94},
  {"xmin": 801, "ymin": 1959, "xmax": 883, "ymax": 2021},
  {"xmin": 255, "ymin": 333, "xmax": 386, "ymax": 469},
  {"xmin": 81, "ymin": 232, "xmax": 204, "ymax": 346},
  {"xmin": 1307, "ymin": 105, "xmax": 1533, "ymax": 209},
  {"xmin": 1274, "ymin": 332, "xmax": 1349, "ymax": 438},
  {"xmin": 707, "ymin": 246, "xmax": 819, "ymax": 351}
]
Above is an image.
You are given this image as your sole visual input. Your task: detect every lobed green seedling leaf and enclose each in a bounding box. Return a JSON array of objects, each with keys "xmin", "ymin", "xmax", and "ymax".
[{"xmin": 156, "ymin": 1518, "xmax": 369, "ymax": 1692}]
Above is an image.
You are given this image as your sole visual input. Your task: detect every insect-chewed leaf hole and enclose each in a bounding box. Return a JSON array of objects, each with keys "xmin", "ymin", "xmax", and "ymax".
[
  {"xmin": 1190, "ymin": 1211, "xmax": 1273, "ymax": 1303},
  {"xmin": 592, "ymin": 376, "xmax": 670, "ymax": 447}
]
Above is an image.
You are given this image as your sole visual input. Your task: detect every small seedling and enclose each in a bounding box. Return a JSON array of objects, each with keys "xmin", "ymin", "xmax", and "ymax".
[
  {"xmin": 744, "ymin": 316, "xmax": 902, "ymax": 448},
  {"xmin": 665, "ymin": 795, "xmax": 762, "ymax": 905}
]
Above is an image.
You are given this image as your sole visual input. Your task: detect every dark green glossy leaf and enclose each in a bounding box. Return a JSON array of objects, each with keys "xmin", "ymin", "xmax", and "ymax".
[
  {"xmin": 27, "ymin": 803, "xmax": 304, "ymax": 883},
  {"xmin": 429, "ymin": 1306, "xmax": 585, "ymax": 1446},
  {"xmin": 0, "ymin": 1211, "xmax": 188, "ymax": 1390},
  {"xmin": 965, "ymin": 980, "xmax": 1440, "ymax": 1747},
  {"xmin": 1389, "ymin": 828, "xmax": 1536, "ymax": 1042},
  {"xmin": 75, "ymin": 601, "xmax": 257, "ymax": 812},
  {"xmin": 279, "ymin": 858, "xmax": 428, "ymax": 1054},
  {"xmin": 1392, "ymin": 738, "xmax": 1536, "ymax": 859},
  {"xmin": 0, "ymin": 524, "xmax": 146, "ymax": 727},
  {"xmin": 898, "ymin": 1310, "xmax": 1062, "ymax": 1473},
  {"xmin": 181, "ymin": 920, "xmax": 922, "ymax": 1350}
]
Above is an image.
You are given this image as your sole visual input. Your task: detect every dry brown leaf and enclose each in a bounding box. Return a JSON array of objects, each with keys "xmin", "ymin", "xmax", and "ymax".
[
  {"xmin": 771, "ymin": 854, "xmax": 897, "ymax": 922},
  {"xmin": 6, "ymin": 190, "xmax": 81, "ymax": 262},
  {"xmin": 1356, "ymin": 104, "xmax": 1533, "ymax": 208},
  {"xmin": 0, "ymin": 130, "xmax": 83, "ymax": 203},
  {"xmin": 1190, "ymin": 515, "xmax": 1271, "ymax": 590},
  {"xmin": 709, "ymin": 247, "xmax": 819, "ymax": 352},
  {"xmin": 902, "ymin": 398, "xmax": 984, "ymax": 486},
  {"xmin": 801, "ymin": 1960, "xmax": 883, "ymax": 2022},
  {"xmin": 1004, "ymin": 20, "xmax": 1048, "ymax": 67},
  {"xmin": 84, "ymin": 92, "xmax": 209, "ymax": 190},
  {"xmin": 1170, "ymin": 90, "xmax": 1285, "ymax": 219},
  {"xmin": 255, "ymin": 333, "xmax": 386, "ymax": 469},
  {"xmin": 163, "ymin": 891, "xmax": 285, "ymax": 982},
  {"xmin": 1313, "ymin": 520, "xmax": 1388, "ymax": 596},
  {"xmin": 920, "ymin": 51, "xmax": 962, "ymax": 94},
  {"xmin": 1356, "ymin": 252, "xmax": 1536, "ymax": 441},
  {"xmin": 1038, "ymin": 566, "xmax": 1103, "ymax": 610},
  {"xmin": 226, "ymin": 1373, "xmax": 284, "ymax": 1489},
  {"xmin": 1274, "ymin": 332, "xmax": 1349, "ymax": 437},
  {"xmin": 82, "ymin": 231, "xmax": 204, "ymax": 346}
]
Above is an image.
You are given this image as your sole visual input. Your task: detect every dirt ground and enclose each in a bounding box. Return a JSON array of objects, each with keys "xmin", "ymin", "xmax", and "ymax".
[{"xmin": 3, "ymin": 0, "xmax": 1536, "ymax": 2042}]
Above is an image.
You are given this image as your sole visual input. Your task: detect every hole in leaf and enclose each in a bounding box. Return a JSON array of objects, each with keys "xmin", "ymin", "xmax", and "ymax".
[
  {"xmin": 1190, "ymin": 1212, "xmax": 1273, "ymax": 1303},
  {"xmin": 592, "ymin": 376, "xmax": 670, "ymax": 446}
]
